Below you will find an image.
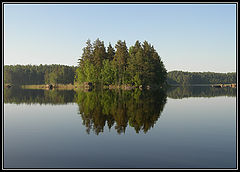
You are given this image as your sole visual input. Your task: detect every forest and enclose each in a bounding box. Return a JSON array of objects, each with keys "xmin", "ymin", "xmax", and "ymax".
[
  {"xmin": 167, "ymin": 71, "xmax": 236, "ymax": 85},
  {"xmin": 4, "ymin": 64, "xmax": 77, "ymax": 85}
]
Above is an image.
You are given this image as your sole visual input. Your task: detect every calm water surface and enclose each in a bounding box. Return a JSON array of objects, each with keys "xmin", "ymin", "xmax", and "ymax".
[{"xmin": 4, "ymin": 86, "xmax": 236, "ymax": 168}]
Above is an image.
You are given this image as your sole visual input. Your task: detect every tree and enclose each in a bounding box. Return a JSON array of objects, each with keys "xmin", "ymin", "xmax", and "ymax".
[
  {"xmin": 113, "ymin": 40, "xmax": 129, "ymax": 85},
  {"xmin": 126, "ymin": 40, "xmax": 167, "ymax": 86},
  {"xmin": 83, "ymin": 59, "xmax": 98, "ymax": 83},
  {"xmin": 48, "ymin": 72, "xmax": 58, "ymax": 84},
  {"xmin": 92, "ymin": 38, "xmax": 107, "ymax": 68},
  {"xmin": 106, "ymin": 43, "xmax": 115, "ymax": 61},
  {"xmin": 100, "ymin": 60, "xmax": 116, "ymax": 85},
  {"xmin": 81, "ymin": 39, "xmax": 93, "ymax": 63}
]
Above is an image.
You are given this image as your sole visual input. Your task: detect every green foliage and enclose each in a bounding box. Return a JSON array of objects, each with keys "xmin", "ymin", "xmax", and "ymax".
[
  {"xmin": 112, "ymin": 40, "xmax": 129, "ymax": 85},
  {"xmin": 75, "ymin": 39, "xmax": 167, "ymax": 86},
  {"xmin": 75, "ymin": 67, "xmax": 86, "ymax": 84},
  {"xmin": 100, "ymin": 60, "xmax": 116, "ymax": 85},
  {"xmin": 106, "ymin": 43, "xmax": 115, "ymax": 61},
  {"xmin": 126, "ymin": 41, "xmax": 167, "ymax": 86},
  {"xmin": 84, "ymin": 59, "xmax": 98, "ymax": 83},
  {"xmin": 4, "ymin": 64, "xmax": 77, "ymax": 85},
  {"xmin": 167, "ymin": 71, "xmax": 236, "ymax": 85},
  {"xmin": 92, "ymin": 38, "xmax": 107, "ymax": 68},
  {"xmin": 80, "ymin": 39, "xmax": 93, "ymax": 63}
]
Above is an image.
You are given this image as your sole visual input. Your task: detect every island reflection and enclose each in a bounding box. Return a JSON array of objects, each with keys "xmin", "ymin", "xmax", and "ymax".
[{"xmin": 75, "ymin": 89, "xmax": 167, "ymax": 135}]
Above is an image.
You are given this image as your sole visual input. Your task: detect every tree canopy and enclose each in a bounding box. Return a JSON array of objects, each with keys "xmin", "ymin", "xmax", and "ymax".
[{"xmin": 75, "ymin": 39, "xmax": 167, "ymax": 87}]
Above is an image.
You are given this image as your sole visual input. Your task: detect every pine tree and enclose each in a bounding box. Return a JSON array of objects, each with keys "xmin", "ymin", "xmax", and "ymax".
[
  {"xmin": 92, "ymin": 38, "xmax": 107, "ymax": 68},
  {"xmin": 106, "ymin": 43, "xmax": 115, "ymax": 61},
  {"xmin": 80, "ymin": 39, "xmax": 93, "ymax": 64},
  {"xmin": 113, "ymin": 40, "xmax": 129, "ymax": 84}
]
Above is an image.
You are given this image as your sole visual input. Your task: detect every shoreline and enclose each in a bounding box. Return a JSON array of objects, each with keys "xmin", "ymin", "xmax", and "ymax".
[
  {"xmin": 5, "ymin": 83, "xmax": 236, "ymax": 90},
  {"xmin": 19, "ymin": 84, "xmax": 164, "ymax": 90},
  {"xmin": 21, "ymin": 84, "xmax": 77, "ymax": 90}
]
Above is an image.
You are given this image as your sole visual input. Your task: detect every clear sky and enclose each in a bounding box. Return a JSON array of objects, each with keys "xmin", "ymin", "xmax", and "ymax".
[{"xmin": 4, "ymin": 3, "xmax": 236, "ymax": 73}]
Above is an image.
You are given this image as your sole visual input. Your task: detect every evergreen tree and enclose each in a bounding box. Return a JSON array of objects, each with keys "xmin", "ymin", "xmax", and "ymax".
[
  {"xmin": 113, "ymin": 40, "xmax": 129, "ymax": 85},
  {"xmin": 92, "ymin": 38, "xmax": 107, "ymax": 68},
  {"xmin": 106, "ymin": 43, "xmax": 115, "ymax": 61},
  {"xmin": 81, "ymin": 39, "xmax": 93, "ymax": 63},
  {"xmin": 126, "ymin": 40, "xmax": 167, "ymax": 86},
  {"xmin": 100, "ymin": 60, "xmax": 116, "ymax": 85},
  {"xmin": 142, "ymin": 41, "xmax": 167, "ymax": 85},
  {"xmin": 83, "ymin": 59, "xmax": 98, "ymax": 83}
]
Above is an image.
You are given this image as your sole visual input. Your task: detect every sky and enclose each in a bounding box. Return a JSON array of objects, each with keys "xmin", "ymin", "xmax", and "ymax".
[{"xmin": 3, "ymin": 3, "xmax": 237, "ymax": 73}]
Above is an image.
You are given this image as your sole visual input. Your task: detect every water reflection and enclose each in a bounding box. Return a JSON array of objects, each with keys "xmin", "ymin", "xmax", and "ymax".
[
  {"xmin": 75, "ymin": 89, "xmax": 167, "ymax": 135},
  {"xmin": 4, "ymin": 86, "xmax": 236, "ymax": 168},
  {"xmin": 4, "ymin": 87, "xmax": 75, "ymax": 105},
  {"xmin": 167, "ymin": 86, "xmax": 236, "ymax": 99},
  {"xmin": 4, "ymin": 86, "xmax": 236, "ymax": 105},
  {"xmin": 4, "ymin": 86, "xmax": 236, "ymax": 134}
]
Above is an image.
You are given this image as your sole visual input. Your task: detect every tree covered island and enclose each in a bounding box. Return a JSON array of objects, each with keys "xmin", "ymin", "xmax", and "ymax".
[{"xmin": 75, "ymin": 39, "xmax": 167, "ymax": 89}]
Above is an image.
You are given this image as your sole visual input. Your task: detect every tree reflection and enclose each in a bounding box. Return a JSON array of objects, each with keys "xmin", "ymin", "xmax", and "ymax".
[
  {"xmin": 75, "ymin": 89, "xmax": 167, "ymax": 135},
  {"xmin": 167, "ymin": 86, "xmax": 236, "ymax": 99},
  {"xmin": 4, "ymin": 86, "xmax": 235, "ymax": 135},
  {"xmin": 4, "ymin": 87, "xmax": 75, "ymax": 105}
]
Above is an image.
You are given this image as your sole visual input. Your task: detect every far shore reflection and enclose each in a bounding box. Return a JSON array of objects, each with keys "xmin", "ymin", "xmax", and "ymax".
[
  {"xmin": 4, "ymin": 86, "xmax": 236, "ymax": 105},
  {"xmin": 167, "ymin": 86, "xmax": 236, "ymax": 99}
]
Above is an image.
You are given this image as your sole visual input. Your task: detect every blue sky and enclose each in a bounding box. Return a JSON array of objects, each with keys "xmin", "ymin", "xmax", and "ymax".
[{"xmin": 4, "ymin": 3, "xmax": 236, "ymax": 72}]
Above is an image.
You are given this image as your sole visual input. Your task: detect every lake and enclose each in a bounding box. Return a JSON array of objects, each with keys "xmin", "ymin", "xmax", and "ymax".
[{"xmin": 3, "ymin": 86, "xmax": 237, "ymax": 169}]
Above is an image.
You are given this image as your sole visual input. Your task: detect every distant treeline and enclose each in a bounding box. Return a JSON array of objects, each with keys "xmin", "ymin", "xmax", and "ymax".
[
  {"xmin": 4, "ymin": 64, "xmax": 77, "ymax": 85},
  {"xmin": 4, "ymin": 66, "xmax": 236, "ymax": 86},
  {"xmin": 167, "ymin": 71, "xmax": 236, "ymax": 85}
]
